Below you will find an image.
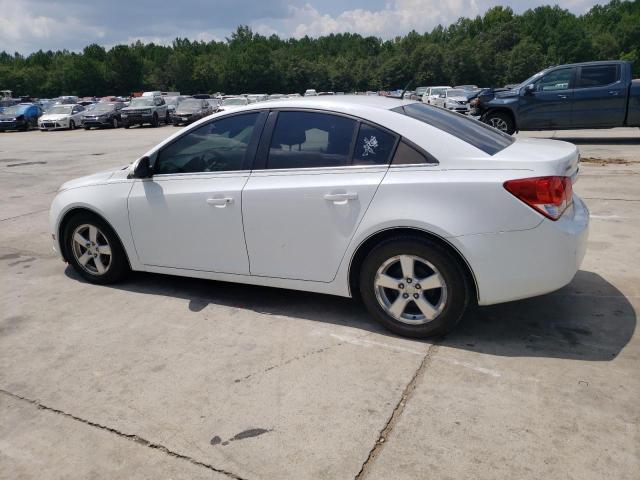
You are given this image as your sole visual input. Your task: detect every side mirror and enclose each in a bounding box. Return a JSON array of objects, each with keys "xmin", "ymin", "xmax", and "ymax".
[
  {"xmin": 523, "ymin": 84, "xmax": 535, "ymax": 95},
  {"xmin": 131, "ymin": 156, "xmax": 152, "ymax": 178},
  {"xmin": 439, "ymin": 94, "xmax": 446, "ymax": 98}
]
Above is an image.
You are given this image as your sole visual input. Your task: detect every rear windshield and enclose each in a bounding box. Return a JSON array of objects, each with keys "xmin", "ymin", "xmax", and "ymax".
[{"xmin": 393, "ymin": 103, "xmax": 514, "ymax": 155}]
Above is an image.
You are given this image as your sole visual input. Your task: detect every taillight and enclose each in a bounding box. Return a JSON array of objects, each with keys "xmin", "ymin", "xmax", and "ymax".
[{"xmin": 504, "ymin": 176, "xmax": 573, "ymax": 220}]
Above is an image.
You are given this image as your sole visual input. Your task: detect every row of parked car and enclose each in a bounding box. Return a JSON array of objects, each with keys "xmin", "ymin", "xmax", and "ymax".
[{"xmin": 0, "ymin": 91, "xmax": 320, "ymax": 132}]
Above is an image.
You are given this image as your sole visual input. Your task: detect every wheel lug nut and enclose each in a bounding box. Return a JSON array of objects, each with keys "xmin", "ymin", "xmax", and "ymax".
[
  {"xmin": 415, "ymin": 284, "xmax": 421, "ymax": 289},
  {"xmin": 406, "ymin": 278, "xmax": 412, "ymax": 283},
  {"xmin": 398, "ymin": 283, "xmax": 404, "ymax": 289},
  {"xmin": 413, "ymin": 293, "xmax": 419, "ymax": 299},
  {"xmin": 402, "ymin": 293, "xmax": 409, "ymax": 299}
]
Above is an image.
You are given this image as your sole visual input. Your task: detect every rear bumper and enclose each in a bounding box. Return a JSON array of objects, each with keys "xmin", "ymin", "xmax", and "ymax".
[{"xmin": 457, "ymin": 194, "xmax": 590, "ymax": 306}]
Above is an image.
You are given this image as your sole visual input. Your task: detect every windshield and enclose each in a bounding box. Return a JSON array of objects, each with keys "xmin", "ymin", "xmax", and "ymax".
[
  {"xmin": 222, "ymin": 98, "xmax": 247, "ymax": 106},
  {"xmin": 516, "ymin": 70, "xmax": 545, "ymax": 89},
  {"xmin": 447, "ymin": 89, "xmax": 468, "ymax": 97},
  {"xmin": 393, "ymin": 103, "xmax": 514, "ymax": 156},
  {"xmin": 178, "ymin": 99, "xmax": 202, "ymax": 110},
  {"xmin": 90, "ymin": 103, "xmax": 116, "ymax": 113},
  {"xmin": 2, "ymin": 105, "xmax": 28, "ymax": 115},
  {"xmin": 48, "ymin": 105, "xmax": 73, "ymax": 114},
  {"xmin": 130, "ymin": 97, "xmax": 155, "ymax": 107},
  {"xmin": 164, "ymin": 97, "xmax": 179, "ymax": 106}
]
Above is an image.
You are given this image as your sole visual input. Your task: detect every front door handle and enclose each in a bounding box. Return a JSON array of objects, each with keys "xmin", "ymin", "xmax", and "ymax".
[
  {"xmin": 206, "ymin": 197, "xmax": 234, "ymax": 207},
  {"xmin": 557, "ymin": 94, "xmax": 568, "ymax": 99},
  {"xmin": 608, "ymin": 90, "xmax": 620, "ymax": 96},
  {"xmin": 324, "ymin": 192, "xmax": 358, "ymax": 203}
]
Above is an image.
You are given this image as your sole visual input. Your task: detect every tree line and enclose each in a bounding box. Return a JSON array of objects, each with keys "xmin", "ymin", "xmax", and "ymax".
[{"xmin": 1, "ymin": 0, "xmax": 639, "ymax": 98}]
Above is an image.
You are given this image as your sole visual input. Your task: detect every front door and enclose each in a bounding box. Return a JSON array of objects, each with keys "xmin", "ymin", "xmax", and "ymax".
[
  {"xmin": 128, "ymin": 111, "xmax": 264, "ymax": 273},
  {"xmin": 572, "ymin": 64, "xmax": 626, "ymax": 128},
  {"xmin": 518, "ymin": 67, "xmax": 575, "ymax": 129},
  {"xmin": 242, "ymin": 110, "xmax": 398, "ymax": 282}
]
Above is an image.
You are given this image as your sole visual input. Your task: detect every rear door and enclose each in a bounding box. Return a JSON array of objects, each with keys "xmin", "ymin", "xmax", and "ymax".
[
  {"xmin": 571, "ymin": 64, "xmax": 626, "ymax": 127},
  {"xmin": 242, "ymin": 110, "xmax": 398, "ymax": 282},
  {"xmin": 518, "ymin": 67, "xmax": 575, "ymax": 129}
]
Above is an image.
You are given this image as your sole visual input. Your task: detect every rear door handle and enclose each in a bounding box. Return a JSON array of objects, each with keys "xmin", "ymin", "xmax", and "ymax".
[
  {"xmin": 557, "ymin": 94, "xmax": 568, "ymax": 99},
  {"xmin": 206, "ymin": 197, "xmax": 234, "ymax": 207},
  {"xmin": 324, "ymin": 192, "xmax": 358, "ymax": 203},
  {"xmin": 608, "ymin": 90, "xmax": 620, "ymax": 96}
]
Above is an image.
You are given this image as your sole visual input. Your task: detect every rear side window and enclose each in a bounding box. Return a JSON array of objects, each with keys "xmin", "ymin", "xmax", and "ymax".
[
  {"xmin": 394, "ymin": 103, "xmax": 514, "ymax": 156},
  {"xmin": 392, "ymin": 141, "xmax": 437, "ymax": 165},
  {"xmin": 353, "ymin": 124, "xmax": 397, "ymax": 165},
  {"xmin": 267, "ymin": 111, "xmax": 356, "ymax": 169},
  {"xmin": 578, "ymin": 65, "xmax": 619, "ymax": 88}
]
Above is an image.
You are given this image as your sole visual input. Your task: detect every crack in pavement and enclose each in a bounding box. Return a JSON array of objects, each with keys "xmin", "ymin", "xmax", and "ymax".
[
  {"xmin": 582, "ymin": 197, "xmax": 640, "ymax": 202},
  {"xmin": 0, "ymin": 388, "xmax": 249, "ymax": 480},
  {"xmin": 354, "ymin": 343, "xmax": 439, "ymax": 480},
  {"xmin": 0, "ymin": 208, "xmax": 50, "ymax": 222},
  {"xmin": 233, "ymin": 342, "xmax": 344, "ymax": 384}
]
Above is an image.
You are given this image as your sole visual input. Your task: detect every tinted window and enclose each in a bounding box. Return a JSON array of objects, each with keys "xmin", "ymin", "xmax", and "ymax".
[
  {"xmin": 392, "ymin": 141, "xmax": 437, "ymax": 165},
  {"xmin": 353, "ymin": 124, "xmax": 397, "ymax": 165},
  {"xmin": 394, "ymin": 103, "xmax": 514, "ymax": 156},
  {"xmin": 535, "ymin": 68, "xmax": 572, "ymax": 91},
  {"xmin": 267, "ymin": 111, "xmax": 356, "ymax": 169},
  {"xmin": 579, "ymin": 65, "xmax": 619, "ymax": 88},
  {"xmin": 156, "ymin": 113, "xmax": 258, "ymax": 174}
]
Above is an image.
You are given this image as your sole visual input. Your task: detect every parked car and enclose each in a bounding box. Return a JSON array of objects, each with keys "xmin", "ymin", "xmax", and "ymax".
[
  {"xmin": 411, "ymin": 86, "xmax": 429, "ymax": 101},
  {"xmin": 172, "ymin": 98, "xmax": 214, "ymax": 126},
  {"xmin": 39, "ymin": 104, "xmax": 85, "ymax": 130},
  {"xmin": 163, "ymin": 95, "xmax": 190, "ymax": 117},
  {"xmin": 247, "ymin": 94, "xmax": 268, "ymax": 103},
  {"xmin": 120, "ymin": 96, "xmax": 169, "ymax": 128},
  {"xmin": 304, "ymin": 89, "xmax": 318, "ymax": 96},
  {"xmin": 81, "ymin": 102, "xmax": 124, "ymax": 129},
  {"xmin": 192, "ymin": 94, "xmax": 211, "ymax": 100},
  {"xmin": 49, "ymin": 96, "xmax": 588, "ymax": 339},
  {"xmin": 0, "ymin": 103, "xmax": 41, "ymax": 131},
  {"xmin": 141, "ymin": 91, "xmax": 162, "ymax": 97},
  {"xmin": 474, "ymin": 60, "xmax": 640, "ymax": 134},
  {"xmin": 268, "ymin": 94, "xmax": 287, "ymax": 100},
  {"xmin": 454, "ymin": 85, "xmax": 479, "ymax": 91},
  {"xmin": 433, "ymin": 88, "xmax": 472, "ymax": 112},
  {"xmin": 206, "ymin": 98, "xmax": 221, "ymax": 110},
  {"xmin": 220, "ymin": 96, "xmax": 249, "ymax": 109},
  {"xmin": 422, "ymin": 86, "xmax": 451, "ymax": 105},
  {"xmin": 53, "ymin": 96, "xmax": 79, "ymax": 105}
]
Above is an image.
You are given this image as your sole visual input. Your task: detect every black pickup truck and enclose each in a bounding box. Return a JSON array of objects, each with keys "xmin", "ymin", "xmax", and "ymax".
[{"xmin": 473, "ymin": 60, "xmax": 640, "ymax": 134}]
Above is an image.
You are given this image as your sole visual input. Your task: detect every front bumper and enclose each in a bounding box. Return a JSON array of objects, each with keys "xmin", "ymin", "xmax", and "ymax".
[
  {"xmin": 121, "ymin": 113, "xmax": 153, "ymax": 123},
  {"xmin": 456, "ymin": 194, "xmax": 590, "ymax": 306},
  {"xmin": 0, "ymin": 120, "xmax": 25, "ymax": 131},
  {"xmin": 39, "ymin": 120, "xmax": 68, "ymax": 130}
]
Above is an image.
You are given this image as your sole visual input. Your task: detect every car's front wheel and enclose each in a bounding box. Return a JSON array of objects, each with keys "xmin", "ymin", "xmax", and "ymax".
[
  {"xmin": 63, "ymin": 213, "xmax": 129, "ymax": 284},
  {"xmin": 484, "ymin": 111, "xmax": 515, "ymax": 135},
  {"xmin": 360, "ymin": 237, "xmax": 470, "ymax": 338}
]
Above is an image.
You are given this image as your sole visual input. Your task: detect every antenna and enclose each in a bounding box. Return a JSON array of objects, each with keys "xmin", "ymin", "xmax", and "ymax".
[{"xmin": 399, "ymin": 79, "xmax": 412, "ymax": 100}]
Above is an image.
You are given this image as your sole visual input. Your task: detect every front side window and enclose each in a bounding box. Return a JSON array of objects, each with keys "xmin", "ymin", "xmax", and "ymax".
[
  {"xmin": 353, "ymin": 124, "xmax": 396, "ymax": 165},
  {"xmin": 535, "ymin": 68, "xmax": 573, "ymax": 92},
  {"xmin": 578, "ymin": 65, "xmax": 619, "ymax": 88},
  {"xmin": 155, "ymin": 113, "xmax": 259, "ymax": 174},
  {"xmin": 267, "ymin": 111, "xmax": 356, "ymax": 169}
]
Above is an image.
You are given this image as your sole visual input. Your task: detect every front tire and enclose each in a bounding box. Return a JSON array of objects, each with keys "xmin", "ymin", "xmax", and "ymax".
[
  {"xmin": 359, "ymin": 237, "xmax": 470, "ymax": 338},
  {"xmin": 484, "ymin": 111, "xmax": 515, "ymax": 135},
  {"xmin": 63, "ymin": 212, "xmax": 129, "ymax": 284},
  {"xmin": 69, "ymin": 120, "xmax": 76, "ymax": 130},
  {"xmin": 151, "ymin": 114, "xmax": 159, "ymax": 128}
]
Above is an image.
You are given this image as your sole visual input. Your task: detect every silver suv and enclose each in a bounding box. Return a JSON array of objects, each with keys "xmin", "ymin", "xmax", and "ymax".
[{"xmin": 121, "ymin": 96, "xmax": 169, "ymax": 128}]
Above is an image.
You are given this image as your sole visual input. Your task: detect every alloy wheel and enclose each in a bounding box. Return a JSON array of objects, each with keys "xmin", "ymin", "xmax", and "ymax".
[
  {"xmin": 489, "ymin": 117, "xmax": 508, "ymax": 132},
  {"xmin": 71, "ymin": 224, "xmax": 112, "ymax": 275},
  {"xmin": 374, "ymin": 254, "xmax": 447, "ymax": 325}
]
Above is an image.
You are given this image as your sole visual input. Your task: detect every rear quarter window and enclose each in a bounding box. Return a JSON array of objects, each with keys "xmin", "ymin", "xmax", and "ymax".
[{"xmin": 393, "ymin": 103, "xmax": 514, "ymax": 155}]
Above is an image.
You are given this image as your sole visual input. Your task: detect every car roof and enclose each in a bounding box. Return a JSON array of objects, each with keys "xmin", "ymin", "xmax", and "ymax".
[{"xmin": 243, "ymin": 95, "xmax": 415, "ymax": 111}]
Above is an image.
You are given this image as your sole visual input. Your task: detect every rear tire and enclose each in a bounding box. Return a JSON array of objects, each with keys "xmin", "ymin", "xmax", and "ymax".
[
  {"xmin": 63, "ymin": 212, "xmax": 129, "ymax": 285},
  {"xmin": 359, "ymin": 236, "xmax": 470, "ymax": 338}
]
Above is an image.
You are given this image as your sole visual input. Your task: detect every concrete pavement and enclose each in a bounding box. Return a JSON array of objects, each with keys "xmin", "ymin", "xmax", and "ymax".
[{"xmin": 0, "ymin": 126, "xmax": 638, "ymax": 479}]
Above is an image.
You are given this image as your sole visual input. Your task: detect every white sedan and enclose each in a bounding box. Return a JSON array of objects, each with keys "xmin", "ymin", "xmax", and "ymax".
[
  {"xmin": 39, "ymin": 104, "xmax": 86, "ymax": 130},
  {"xmin": 49, "ymin": 96, "xmax": 589, "ymax": 338}
]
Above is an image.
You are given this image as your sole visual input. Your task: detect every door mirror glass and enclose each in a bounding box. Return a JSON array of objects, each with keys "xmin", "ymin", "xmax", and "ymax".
[{"xmin": 132, "ymin": 156, "xmax": 152, "ymax": 178}]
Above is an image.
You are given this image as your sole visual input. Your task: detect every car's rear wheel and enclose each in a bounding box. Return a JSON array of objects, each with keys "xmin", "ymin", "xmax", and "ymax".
[
  {"xmin": 360, "ymin": 237, "xmax": 470, "ymax": 338},
  {"xmin": 63, "ymin": 213, "xmax": 129, "ymax": 284}
]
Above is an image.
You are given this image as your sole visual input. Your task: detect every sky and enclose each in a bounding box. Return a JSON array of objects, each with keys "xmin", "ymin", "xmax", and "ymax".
[{"xmin": 0, "ymin": 0, "xmax": 608, "ymax": 54}]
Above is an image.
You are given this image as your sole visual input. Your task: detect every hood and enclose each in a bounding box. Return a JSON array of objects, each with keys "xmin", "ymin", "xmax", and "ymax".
[
  {"xmin": 448, "ymin": 96, "xmax": 469, "ymax": 102},
  {"xmin": 41, "ymin": 113, "xmax": 70, "ymax": 121},
  {"xmin": 122, "ymin": 105, "xmax": 151, "ymax": 111},
  {"xmin": 0, "ymin": 114, "xmax": 22, "ymax": 121},
  {"xmin": 175, "ymin": 107, "xmax": 200, "ymax": 115},
  {"xmin": 494, "ymin": 88, "xmax": 519, "ymax": 99},
  {"xmin": 83, "ymin": 110, "xmax": 111, "ymax": 117},
  {"xmin": 58, "ymin": 166, "xmax": 129, "ymax": 191}
]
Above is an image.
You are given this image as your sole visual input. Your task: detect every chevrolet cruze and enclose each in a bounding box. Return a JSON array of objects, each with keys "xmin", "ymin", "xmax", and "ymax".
[{"xmin": 49, "ymin": 96, "xmax": 589, "ymax": 338}]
